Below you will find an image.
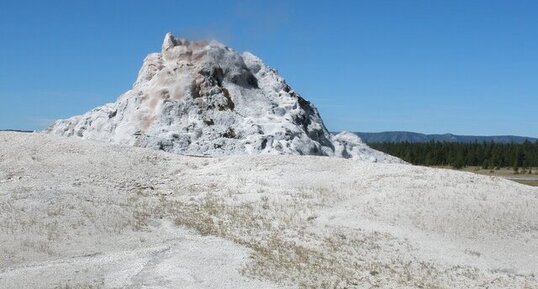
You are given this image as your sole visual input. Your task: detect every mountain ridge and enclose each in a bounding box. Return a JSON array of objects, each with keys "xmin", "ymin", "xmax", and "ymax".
[{"xmin": 353, "ymin": 131, "xmax": 538, "ymax": 144}]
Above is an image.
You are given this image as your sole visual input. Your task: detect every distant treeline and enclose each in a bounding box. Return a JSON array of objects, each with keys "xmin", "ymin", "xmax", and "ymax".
[{"xmin": 369, "ymin": 141, "xmax": 538, "ymax": 169}]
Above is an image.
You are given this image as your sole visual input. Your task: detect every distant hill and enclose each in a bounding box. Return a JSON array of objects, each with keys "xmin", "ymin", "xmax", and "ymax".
[
  {"xmin": 0, "ymin": 129, "xmax": 34, "ymax": 133},
  {"xmin": 353, "ymin": 131, "xmax": 538, "ymax": 144}
]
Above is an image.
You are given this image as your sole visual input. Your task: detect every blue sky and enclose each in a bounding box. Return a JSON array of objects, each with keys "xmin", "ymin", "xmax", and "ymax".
[{"xmin": 1, "ymin": 0, "xmax": 537, "ymax": 136}]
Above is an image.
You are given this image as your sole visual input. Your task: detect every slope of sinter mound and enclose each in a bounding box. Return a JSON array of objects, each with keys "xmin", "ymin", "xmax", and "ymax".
[{"xmin": 48, "ymin": 33, "xmax": 398, "ymax": 162}]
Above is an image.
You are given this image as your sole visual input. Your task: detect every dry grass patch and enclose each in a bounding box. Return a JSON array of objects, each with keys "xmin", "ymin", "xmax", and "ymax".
[{"xmin": 121, "ymin": 185, "xmax": 538, "ymax": 289}]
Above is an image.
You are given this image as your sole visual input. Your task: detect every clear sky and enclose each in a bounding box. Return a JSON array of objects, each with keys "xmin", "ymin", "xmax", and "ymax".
[{"xmin": 1, "ymin": 0, "xmax": 537, "ymax": 136}]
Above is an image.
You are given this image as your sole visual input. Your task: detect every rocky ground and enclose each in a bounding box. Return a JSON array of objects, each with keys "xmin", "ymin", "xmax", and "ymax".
[{"xmin": 1, "ymin": 132, "xmax": 537, "ymax": 288}]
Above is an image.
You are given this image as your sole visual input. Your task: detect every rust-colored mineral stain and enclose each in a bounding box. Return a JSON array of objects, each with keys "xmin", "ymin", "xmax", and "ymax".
[
  {"xmin": 141, "ymin": 114, "xmax": 155, "ymax": 131},
  {"xmin": 149, "ymin": 97, "xmax": 159, "ymax": 110}
]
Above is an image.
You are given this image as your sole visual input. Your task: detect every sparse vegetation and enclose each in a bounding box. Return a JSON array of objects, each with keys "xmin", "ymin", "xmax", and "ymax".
[
  {"xmin": 124, "ymin": 187, "xmax": 536, "ymax": 288},
  {"xmin": 2, "ymin": 132, "xmax": 537, "ymax": 288}
]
